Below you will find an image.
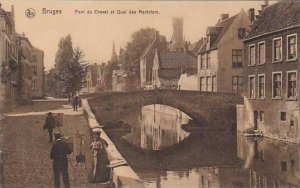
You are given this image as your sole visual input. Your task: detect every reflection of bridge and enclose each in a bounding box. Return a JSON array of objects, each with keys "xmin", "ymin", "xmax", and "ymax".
[
  {"xmin": 87, "ymin": 90, "xmax": 241, "ymax": 130},
  {"xmin": 104, "ymin": 130, "xmax": 240, "ymax": 171}
]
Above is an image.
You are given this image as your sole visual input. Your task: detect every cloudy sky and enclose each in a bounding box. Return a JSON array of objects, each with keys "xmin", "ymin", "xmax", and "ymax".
[{"xmin": 2, "ymin": 0, "xmax": 275, "ymax": 70}]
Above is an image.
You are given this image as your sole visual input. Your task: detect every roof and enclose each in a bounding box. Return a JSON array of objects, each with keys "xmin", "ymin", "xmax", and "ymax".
[
  {"xmin": 199, "ymin": 14, "xmax": 238, "ymax": 53},
  {"xmin": 188, "ymin": 39, "xmax": 204, "ymax": 55},
  {"xmin": 158, "ymin": 51, "xmax": 197, "ymax": 69},
  {"xmin": 246, "ymin": 1, "xmax": 300, "ymax": 39}
]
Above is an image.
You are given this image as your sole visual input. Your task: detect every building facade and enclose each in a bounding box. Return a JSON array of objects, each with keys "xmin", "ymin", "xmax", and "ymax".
[
  {"xmin": 238, "ymin": 1, "xmax": 300, "ymax": 143},
  {"xmin": 0, "ymin": 5, "xmax": 18, "ymax": 110},
  {"xmin": 197, "ymin": 10, "xmax": 251, "ymax": 93},
  {"xmin": 140, "ymin": 31, "xmax": 166, "ymax": 89},
  {"xmin": 17, "ymin": 34, "xmax": 34, "ymax": 101},
  {"xmin": 31, "ymin": 47, "xmax": 45, "ymax": 98}
]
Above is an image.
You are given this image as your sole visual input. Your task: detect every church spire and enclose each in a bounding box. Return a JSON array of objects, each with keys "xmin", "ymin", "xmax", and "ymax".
[{"xmin": 111, "ymin": 41, "xmax": 118, "ymax": 62}]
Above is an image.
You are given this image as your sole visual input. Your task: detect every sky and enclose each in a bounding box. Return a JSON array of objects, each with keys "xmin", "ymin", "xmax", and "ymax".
[{"xmin": 1, "ymin": 0, "xmax": 276, "ymax": 71}]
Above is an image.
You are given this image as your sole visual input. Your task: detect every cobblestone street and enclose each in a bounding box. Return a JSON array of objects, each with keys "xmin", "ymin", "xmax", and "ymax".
[{"xmin": 0, "ymin": 104, "xmax": 109, "ymax": 188}]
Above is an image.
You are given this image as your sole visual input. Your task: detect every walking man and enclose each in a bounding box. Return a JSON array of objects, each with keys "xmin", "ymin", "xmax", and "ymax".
[
  {"xmin": 72, "ymin": 95, "xmax": 79, "ymax": 111},
  {"xmin": 44, "ymin": 112, "xmax": 56, "ymax": 143},
  {"xmin": 50, "ymin": 132, "xmax": 72, "ymax": 188}
]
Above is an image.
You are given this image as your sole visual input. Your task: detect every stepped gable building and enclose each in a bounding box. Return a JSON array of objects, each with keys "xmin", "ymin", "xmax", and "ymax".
[
  {"xmin": 197, "ymin": 10, "xmax": 251, "ymax": 92},
  {"xmin": 238, "ymin": 1, "xmax": 300, "ymax": 143},
  {"xmin": 152, "ymin": 49, "xmax": 197, "ymax": 89}
]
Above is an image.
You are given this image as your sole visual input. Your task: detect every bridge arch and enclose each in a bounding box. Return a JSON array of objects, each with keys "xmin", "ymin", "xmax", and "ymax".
[{"xmin": 87, "ymin": 89, "xmax": 241, "ymax": 130}]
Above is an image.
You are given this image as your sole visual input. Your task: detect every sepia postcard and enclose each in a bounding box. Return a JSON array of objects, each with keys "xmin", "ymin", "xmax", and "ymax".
[{"xmin": 1, "ymin": 0, "xmax": 300, "ymax": 187}]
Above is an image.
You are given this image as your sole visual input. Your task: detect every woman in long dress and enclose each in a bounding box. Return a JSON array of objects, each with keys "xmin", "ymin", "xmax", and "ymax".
[{"xmin": 89, "ymin": 131, "xmax": 109, "ymax": 183}]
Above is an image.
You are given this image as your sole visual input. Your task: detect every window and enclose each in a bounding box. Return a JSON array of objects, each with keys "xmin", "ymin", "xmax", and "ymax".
[
  {"xmin": 232, "ymin": 49, "xmax": 243, "ymax": 68},
  {"xmin": 206, "ymin": 76, "xmax": 212, "ymax": 91},
  {"xmin": 287, "ymin": 71, "xmax": 297, "ymax": 99},
  {"xmin": 232, "ymin": 76, "xmax": 243, "ymax": 93},
  {"xmin": 200, "ymin": 54, "xmax": 206, "ymax": 69},
  {"xmin": 33, "ymin": 55, "xmax": 37, "ymax": 62},
  {"xmin": 258, "ymin": 74, "xmax": 265, "ymax": 99},
  {"xmin": 238, "ymin": 28, "xmax": 246, "ymax": 39},
  {"xmin": 33, "ymin": 66, "xmax": 37, "ymax": 75},
  {"xmin": 287, "ymin": 34, "xmax": 297, "ymax": 60},
  {"xmin": 273, "ymin": 72, "xmax": 282, "ymax": 98},
  {"xmin": 249, "ymin": 44, "xmax": 255, "ymax": 66},
  {"xmin": 32, "ymin": 79, "xmax": 37, "ymax": 91},
  {"xmin": 273, "ymin": 37, "xmax": 282, "ymax": 62},
  {"xmin": 258, "ymin": 42, "xmax": 265, "ymax": 65},
  {"xmin": 260, "ymin": 111, "xmax": 264, "ymax": 122},
  {"xmin": 249, "ymin": 75, "xmax": 255, "ymax": 99},
  {"xmin": 206, "ymin": 53, "xmax": 210, "ymax": 69},
  {"xmin": 280, "ymin": 112, "xmax": 286, "ymax": 121},
  {"xmin": 200, "ymin": 77, "xmax": 206, "ymax": 91},
  {"xmin": 212, "ymin": 76, "xmax": 217, "ymax": 92}
]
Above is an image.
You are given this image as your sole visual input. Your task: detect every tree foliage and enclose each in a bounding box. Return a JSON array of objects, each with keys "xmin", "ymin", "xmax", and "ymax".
[
  {"xmin": 122, "ymin": 27, "xmax": 166, "ymax": 78},
  {"xmin": 53, "ymin": 34, "xmax": 88, "ymax": 97}
]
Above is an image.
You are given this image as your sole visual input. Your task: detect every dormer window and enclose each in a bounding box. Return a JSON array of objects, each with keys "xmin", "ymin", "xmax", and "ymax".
[{"xmin": 238, "ymin": 28, "xmax": 246, "ymax": 39}]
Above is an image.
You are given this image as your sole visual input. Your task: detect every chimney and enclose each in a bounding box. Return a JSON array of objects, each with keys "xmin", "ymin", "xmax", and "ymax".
[
  {"xmin": 248, "ymin": 8, "xmax": 255, "ymax": 23},
  {"xmin": 220, "ymin": 14, "xmax": 229, "ymax": 21}
]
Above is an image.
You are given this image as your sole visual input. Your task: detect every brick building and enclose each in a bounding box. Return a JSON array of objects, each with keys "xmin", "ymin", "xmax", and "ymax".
[
  {"xmin": 197, "ymin": 10, "xmax": 251, "ymax": 93},
  {"xmin": 237, "ymin": 1, "xmax": 300, "ymax": 143}
]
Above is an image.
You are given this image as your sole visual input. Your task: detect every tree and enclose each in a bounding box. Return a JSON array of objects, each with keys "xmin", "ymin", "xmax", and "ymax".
[
  {"xmin": 121, "ymin": 28, "xmax": 166, "ymax": 90},
  {"xmin": 54, "ymin": 34, "xmax": 88, "ymax": 99}
]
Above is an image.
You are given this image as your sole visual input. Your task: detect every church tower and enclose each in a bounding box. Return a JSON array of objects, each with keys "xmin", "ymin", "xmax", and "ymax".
[
  {"xmin": 169, "ymin": 17, "xmax": 185, "ymax": 51},
  {"xmin": 111, "ymin": 41, "xmax": 118, "ymax": 62}
]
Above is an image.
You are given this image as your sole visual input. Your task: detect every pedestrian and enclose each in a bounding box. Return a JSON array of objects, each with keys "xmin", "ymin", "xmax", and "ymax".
[
  {"xmin": 72, "ymin": 95, "xmax": 79, "ymax": 111},
  {"xmin": 43, "ymin": 112, "xmax": 56, "ymax": 143},
  {"xmin": 89, "ymin": 130, "xmax": 109, "ymax": 183},
  {"xmin": 50, "ymin": 132, "xmax": 72, "ymax": 188}
]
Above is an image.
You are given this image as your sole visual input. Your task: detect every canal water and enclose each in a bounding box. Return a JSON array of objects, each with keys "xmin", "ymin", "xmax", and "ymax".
[{"xmin": 104, "ymin": 104, "xmax": 300, "ymax": 188}]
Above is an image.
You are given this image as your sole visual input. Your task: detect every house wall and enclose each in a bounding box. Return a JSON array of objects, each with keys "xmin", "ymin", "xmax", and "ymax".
[
  {"xmin": 31, "ymin": 48, "xmax": 44, "ymax": 98},
  {"xmin": 198, "ymin": 50, "xmax": 218, "ymax": 91},
  {"xmin": 239, "ymin": 27, "xmax": 300, "ymax": 143},
  {"xmin": 178, "ymin": 73, "xmax": 198, "ymax": 91},
  {"xmin": 0, "ymin": 10, "xmax": 18, "ymax": 109},
  {"xmin": 217, "ymin": 10, "xmax": 250, "ymax": 93}
]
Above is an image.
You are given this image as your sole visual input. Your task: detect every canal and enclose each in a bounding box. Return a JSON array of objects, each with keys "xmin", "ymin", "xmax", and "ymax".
[{"xmin": 103, "ymin": 104, "xmax": 300, "ymax": 187}]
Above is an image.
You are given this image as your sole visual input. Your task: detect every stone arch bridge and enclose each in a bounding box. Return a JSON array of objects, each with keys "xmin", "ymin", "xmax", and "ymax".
[{"xmin": 85, "ymin": 90, "xmax": 242, "ymax": 131}]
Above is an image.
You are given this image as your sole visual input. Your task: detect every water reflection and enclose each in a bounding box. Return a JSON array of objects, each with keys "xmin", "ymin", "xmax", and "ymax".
[
  {"xmin": 104, "ymin": 104, "xmax": 300, "ymax": 187},
  {"xmin": 128, "ymin": 104, "xmax": 190, "ymax": 150}
]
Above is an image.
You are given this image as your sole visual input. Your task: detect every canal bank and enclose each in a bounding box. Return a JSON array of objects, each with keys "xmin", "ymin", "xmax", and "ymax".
[{"xmin": 81, "ymin": 99, "xmax": 145, "ymax": 188}]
